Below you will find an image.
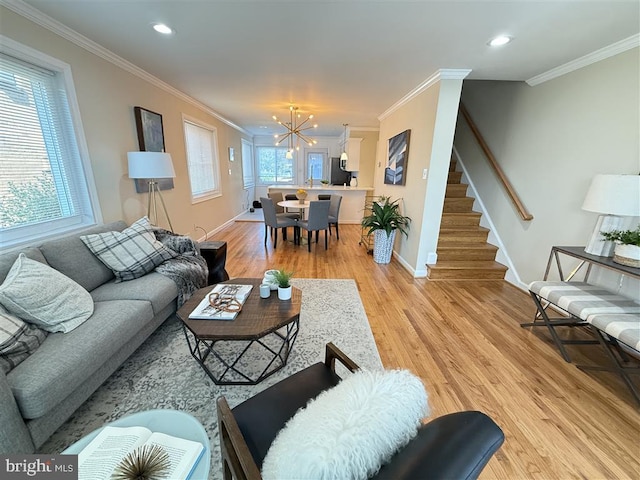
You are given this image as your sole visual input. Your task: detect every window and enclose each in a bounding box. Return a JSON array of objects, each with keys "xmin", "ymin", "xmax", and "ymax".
[
  {"xmin": 241, "ymin": 139, "xmax": 254, "ymax": 188},
  {"xmin": 256, "ymin": 146, "xmax": 294, "ymax": 184},
  {"xmin": 183, "ymin": 117, "xmax": 221, "ymax": 202},
  {"xmin": 0, "ymin": 42, "xmax": 98, "ymax": 249},
  {"xmin": 306, "ymin": 149, "xmax": 328, "ymax": 182}
]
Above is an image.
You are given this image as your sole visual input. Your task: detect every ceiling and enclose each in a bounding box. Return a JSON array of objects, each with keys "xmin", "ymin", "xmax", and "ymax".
[{"xmin": 15, "ymin": 0, "xmax": 640, "ymax": 137}]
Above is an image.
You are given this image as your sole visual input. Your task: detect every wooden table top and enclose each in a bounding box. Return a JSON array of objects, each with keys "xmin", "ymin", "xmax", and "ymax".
[{"xmin": 177, "ymin": 278, "xmax": 301, "ymax": 340}]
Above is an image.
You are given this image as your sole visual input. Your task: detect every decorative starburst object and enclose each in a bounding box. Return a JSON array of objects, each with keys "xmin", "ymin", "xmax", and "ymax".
[
  {"xmin": 273, "ymin": 105, "xmax": 318, "ymax": 158},
  {"xmin": 111, "ymin": 444, "xmax": 171, "ymax": 480}
]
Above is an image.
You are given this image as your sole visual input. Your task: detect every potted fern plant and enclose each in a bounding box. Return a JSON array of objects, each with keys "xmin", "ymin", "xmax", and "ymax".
[
  {"xmin": 272, "ymin": 269, "xmax": 294, "ymax": 300},
  {"xmin": 600, "ymin": 225, "xmax": 640, "ymax": 267},
  {"xmin": 361, "ymin": 196, "xmax": 411, "ymax": 264}
]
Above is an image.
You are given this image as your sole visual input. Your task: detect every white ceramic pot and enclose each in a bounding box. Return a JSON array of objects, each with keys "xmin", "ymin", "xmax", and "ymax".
[
  {"xmin": 613, "ymin": 244, "xmax": 640, "ymax": 267},
  {"xmin": 278, "ymin": 286, "xmax": 292, "ymax": 300},
  {"xmin": 264, "ymin": 270, "xmax": 279, "ymax": 290}
]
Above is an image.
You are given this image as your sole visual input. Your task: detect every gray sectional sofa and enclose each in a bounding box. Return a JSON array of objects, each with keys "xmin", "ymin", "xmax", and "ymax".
[{"xmin": 0, "ymin": 221, "xmax": 180, "ymax": 453}]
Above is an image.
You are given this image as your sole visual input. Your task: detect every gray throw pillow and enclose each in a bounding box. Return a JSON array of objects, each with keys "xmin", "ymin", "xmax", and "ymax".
[
  {"xmin": 0, "ymin": 306, "xmax": 47, "ymax": 374},
  {"xmin": 0, "ymin": 254, "xmax": 94, "ymax": 333},
  {"xmin": 80, "ymin": 217, "xmax": 177, "ymax": 282}
]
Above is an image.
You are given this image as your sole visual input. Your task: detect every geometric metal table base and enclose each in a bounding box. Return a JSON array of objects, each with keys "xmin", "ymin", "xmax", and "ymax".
[{"xmin": 182, "ymin": 319, "xmax": 299, "ymax": 385}]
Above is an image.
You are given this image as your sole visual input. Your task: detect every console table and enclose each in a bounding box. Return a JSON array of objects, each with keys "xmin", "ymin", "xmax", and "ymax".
[{"xmin": 542, "ymin": 246, "xmax": 640, "ymax": 281}]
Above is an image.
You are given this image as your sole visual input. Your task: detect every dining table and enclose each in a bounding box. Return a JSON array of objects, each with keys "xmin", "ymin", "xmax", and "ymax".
[{"xmin": 278, "ymin": 199, "xmax": 310, "ymax": 221}]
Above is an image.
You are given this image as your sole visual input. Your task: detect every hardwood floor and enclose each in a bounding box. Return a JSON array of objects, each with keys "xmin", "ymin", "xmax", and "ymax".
[{"xmin": 217, "ymin": 220, "xmax": 639, "ymax": 479}]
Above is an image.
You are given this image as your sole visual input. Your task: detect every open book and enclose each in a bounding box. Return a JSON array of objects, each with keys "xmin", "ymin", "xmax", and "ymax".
[
  {"xmin": 189, "ymin": 283, "xmax": 253, "ymax": 320},
  {"xmin": 78, "ymin": 425, "xmax": 205, "ymax": 480}
]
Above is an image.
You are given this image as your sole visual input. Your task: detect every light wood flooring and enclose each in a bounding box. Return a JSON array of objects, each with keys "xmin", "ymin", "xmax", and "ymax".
[{"xmin": 216, "ymin": 220, "xmax": 639, "ymax": 479}]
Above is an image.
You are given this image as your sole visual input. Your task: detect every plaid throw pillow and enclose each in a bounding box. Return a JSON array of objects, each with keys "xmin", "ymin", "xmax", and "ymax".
[
  {"xmin": 80, "ymin": 217, "xmax": 177, "ymax": 282},
  {"xmin": 0, "ymin": 306, "xmax": 47, "ymax": 374}
]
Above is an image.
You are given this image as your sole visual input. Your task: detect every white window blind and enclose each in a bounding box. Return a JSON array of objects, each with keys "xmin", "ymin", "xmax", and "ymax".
[
  {"xmin": 0, "ymin": 51, "xmax": 95, "ymax": 247},
  {"xmin": 184, "ymin": 119, "xmax": 220, "ymax": 202},
  {"xmin": 241, "ymin": 138, "xmax": 254, "ymax": 188}
]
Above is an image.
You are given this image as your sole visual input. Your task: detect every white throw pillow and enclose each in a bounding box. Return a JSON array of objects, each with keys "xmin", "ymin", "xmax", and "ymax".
[
  {"xmin": 261, "ymin": 369, "xmax": 429, "ymax": 480},
  {"xmin": 0, "ymin": 254, "xmax": 94, "ymax": 333},
  {"xmin": 80, "ymin": 216, "xmax": 177, "ymax": 282}
]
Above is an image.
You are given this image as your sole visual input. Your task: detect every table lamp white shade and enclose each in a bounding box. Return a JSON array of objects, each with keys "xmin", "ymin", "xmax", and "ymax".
[
  {"xmin": 582, "ymin": 174, "xmax": 640, "ymax": 216},
  {"xmin": 127, "ymin": 151, "xmax": 175, "ymax": 179},
  {"xmin": 582, "ymin": 174, "xmax": 640, "ymax": 256}
]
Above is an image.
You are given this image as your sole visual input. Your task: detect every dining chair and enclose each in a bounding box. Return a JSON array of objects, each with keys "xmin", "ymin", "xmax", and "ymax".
[
  {"xmin": 297, "ymin": 200, "xmax": 330, "ymax": 252},
  {"xmin": 267, "ymin": 191, "xmax": 284, "ymax": 213},
  {"xmin": 260, "ymin": 197, "xmax": 298, "ymax": 248},
  {"xmin": 327, "ymin": 194, "xmax": 342, "ymax": 240}
]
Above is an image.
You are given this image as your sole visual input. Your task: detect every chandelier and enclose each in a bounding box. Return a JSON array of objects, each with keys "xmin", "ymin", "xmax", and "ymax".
[{"xmin": 273, "ymin": 106, "xmax": 318, "ymax": 158}]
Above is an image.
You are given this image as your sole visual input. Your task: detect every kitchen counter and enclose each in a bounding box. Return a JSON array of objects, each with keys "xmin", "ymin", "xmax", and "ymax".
[{"xmin": 267, "ymin": 185, "xmax": 373, "ymax": 223}]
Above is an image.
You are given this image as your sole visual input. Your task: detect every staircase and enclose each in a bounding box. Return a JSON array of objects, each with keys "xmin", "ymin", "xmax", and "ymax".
[{"xmin": 427, "ymin": 161, "xmax": 508, "ymax": 280}]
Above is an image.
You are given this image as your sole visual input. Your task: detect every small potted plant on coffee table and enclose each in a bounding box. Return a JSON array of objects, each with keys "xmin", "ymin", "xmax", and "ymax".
[
  {"xmin": 273, "ymin": 269, "xmax": 294, "ymax": 300},
  {"xmin": 600, "ymin": 225, "xmax": 640, "ymax": 267}
]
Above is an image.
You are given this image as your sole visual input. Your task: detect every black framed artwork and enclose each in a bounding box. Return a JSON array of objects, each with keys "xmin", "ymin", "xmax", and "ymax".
[
  {"xmin": 133, "ymin": 106, "xmax": 174, "ymax": 193},
  {"xmin": 384, "ymin": 129, "xmax": 411, "ymax": 185}
]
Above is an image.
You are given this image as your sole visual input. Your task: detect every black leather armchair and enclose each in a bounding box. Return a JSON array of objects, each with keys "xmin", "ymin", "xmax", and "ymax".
[{"xmin": 217, "ymin": 343, "xmax": 505, "ymax": 480}]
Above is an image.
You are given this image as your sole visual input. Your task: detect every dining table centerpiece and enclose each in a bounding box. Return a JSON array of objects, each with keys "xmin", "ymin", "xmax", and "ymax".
[{"xmin": 296, "ymin": 189, "xmax": 308, "ymax": 204}]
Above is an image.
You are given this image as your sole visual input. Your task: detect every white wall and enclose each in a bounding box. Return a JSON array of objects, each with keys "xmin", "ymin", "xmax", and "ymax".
[
  {"xmin": 1, "ymin": 6, "xmax": 252, "ymax": 239},
  {"xmin": 375, "ymin": 76, "xmax": 465, "ymax": 275},
  {"xmin": 455, "ymin": 48, "xmax": 639, "ymax": 296}
]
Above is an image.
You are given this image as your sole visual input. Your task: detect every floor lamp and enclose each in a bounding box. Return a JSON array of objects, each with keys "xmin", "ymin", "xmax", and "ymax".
[
  {"xmin": 128, "ymin": 151, "xmax": 176, "ymax": 232},
  {"xmin": 582, "ymin": 174, "xmax": 640, "ymax": 256}
]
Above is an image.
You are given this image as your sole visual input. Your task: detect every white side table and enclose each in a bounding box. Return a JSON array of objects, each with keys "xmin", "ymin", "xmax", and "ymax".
[{"xmin": 62, "ymin": 409, "xmax": 211, "ymax": 480}]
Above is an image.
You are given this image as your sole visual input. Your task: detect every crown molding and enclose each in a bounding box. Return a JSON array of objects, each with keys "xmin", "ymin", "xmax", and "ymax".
[
  {"xmin": 378, "ymin": 69, "xmax": 471, "ymax": 121},
  {"xmin": 526, "ymin": 34, "xmax": 640, "ymax": 86},
  {"xmin": 1, "ymin": 0, "xmax": 251, "ymax": 136}
]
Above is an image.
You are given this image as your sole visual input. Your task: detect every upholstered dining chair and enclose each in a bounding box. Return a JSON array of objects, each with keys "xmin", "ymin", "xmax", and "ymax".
[
  {"xmin": 267, "ymin": 191, "xmax": 284, "ymax": 213},
  {"xmin": 217, "ymin": 343, "xmax": 505, "ymax": 480},
  {"xmin": 327, "ymin": 194, "xmax": 342, "ymax": 240},
  {"xmin": 296, "ymin": 200, "xmax": 330, "ymax": 252},
  {"xmin": 260, "ymin": 197, "xmax": 298, "ymax": 248},
  {"xmin": 267, "ymin": 191, "xmax": 299, "ymax": 220}
]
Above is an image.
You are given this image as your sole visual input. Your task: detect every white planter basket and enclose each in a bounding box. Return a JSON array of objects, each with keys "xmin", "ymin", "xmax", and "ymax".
[
  {"xmin": 613, "ymin": 244, "xmax": 640, "ymax": 268},
  {"xmin": 373, "ymin": 230, "xmax": 396, "ymax": 264}
]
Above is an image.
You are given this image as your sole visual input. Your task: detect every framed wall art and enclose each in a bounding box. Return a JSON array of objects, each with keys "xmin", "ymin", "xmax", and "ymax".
[
  {"xmin": 133, "ymin": 106, "xmax": 174, "ymax": 193},
  {"xmin": 384, "ymin": 129, "xmax": 411, "ymax": 185}
]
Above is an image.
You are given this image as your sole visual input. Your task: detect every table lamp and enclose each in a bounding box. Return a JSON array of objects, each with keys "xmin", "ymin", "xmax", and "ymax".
[
  {"xmin": 128, "ymin": 151, "xmax": 176, "ymax": 232},
  {"xmin": 582, "ymin": 174, "xmax": 640, "ymax": 256}
]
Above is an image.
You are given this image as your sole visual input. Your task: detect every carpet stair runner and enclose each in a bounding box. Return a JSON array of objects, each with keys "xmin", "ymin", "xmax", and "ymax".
[{"xmin": 427, "ymin": 160, "xmax": 508, "ymax": 280}]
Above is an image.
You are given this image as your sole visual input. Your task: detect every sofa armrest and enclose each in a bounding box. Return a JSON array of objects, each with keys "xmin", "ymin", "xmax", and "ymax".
[{"xmin": 0, "ymin": 369, "xmax": 34, "ymax": 453}]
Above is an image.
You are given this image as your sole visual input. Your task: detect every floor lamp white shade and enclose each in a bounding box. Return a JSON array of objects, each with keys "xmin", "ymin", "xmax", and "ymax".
[
  {"xmin": 582, "ymin": 174, "xmax": 640, "ymax": 256},
  {"xmin": 127, "ymin": 151, "xmax": 176, "ymax": 231}
]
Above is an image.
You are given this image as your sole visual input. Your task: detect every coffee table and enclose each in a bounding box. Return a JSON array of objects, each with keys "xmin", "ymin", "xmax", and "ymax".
[{"xmin": 177, "ymin": 278, "xmax": 301, "ymax": 385}]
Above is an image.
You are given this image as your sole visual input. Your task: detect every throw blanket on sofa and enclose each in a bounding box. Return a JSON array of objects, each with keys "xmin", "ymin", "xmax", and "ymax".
[{"xmin": 153, "ymin": 228, "xmax": 208, "ymax": 308}]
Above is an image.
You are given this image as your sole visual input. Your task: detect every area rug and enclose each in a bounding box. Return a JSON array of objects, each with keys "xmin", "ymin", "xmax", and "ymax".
[{"xmin": 38, "ymin": 279, "xmax": 382, "ymax": 479}]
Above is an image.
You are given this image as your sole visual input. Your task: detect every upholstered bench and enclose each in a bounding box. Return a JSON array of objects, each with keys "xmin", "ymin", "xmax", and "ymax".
[
  {"xmin": 524, "ymin": 281, "xmax": 640, "ymax": 361},
  {"xmin": 576, "ymin": 313, "xmax": 640, "ymax": 405}
]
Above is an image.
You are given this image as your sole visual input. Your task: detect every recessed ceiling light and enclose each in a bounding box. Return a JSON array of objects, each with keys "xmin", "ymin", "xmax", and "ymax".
[
  {"xmin": 488, "ymin": 35, "xmax": 512, "ymax": 47},
  {"xmin": 152, "ymin": 23, "xmax": 174, "ymax": 35}
]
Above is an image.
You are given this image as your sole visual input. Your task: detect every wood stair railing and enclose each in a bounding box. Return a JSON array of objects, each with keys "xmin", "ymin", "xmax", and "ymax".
[
  {"xmin": 459, "ymin": 103, "xmax": 533, "ymax": 221},
  {"xmin": 427, "ymin": 161, "xmax": 508, "ymax": 280}
]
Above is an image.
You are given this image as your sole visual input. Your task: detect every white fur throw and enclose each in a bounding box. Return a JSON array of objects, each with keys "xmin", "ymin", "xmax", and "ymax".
[{"xmin": 261, "ymin": 369, "xmax": 429, "ymax": 480}]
